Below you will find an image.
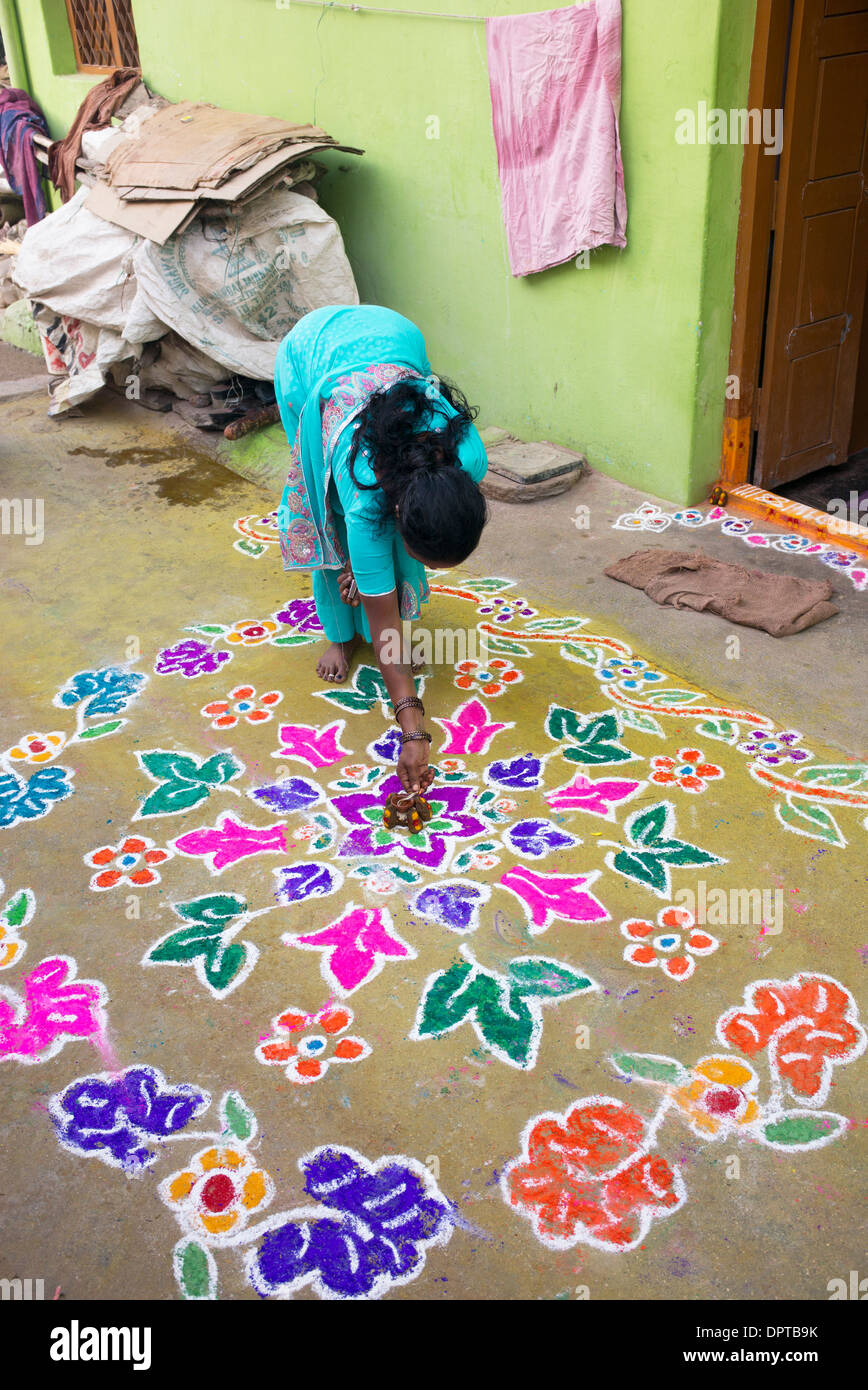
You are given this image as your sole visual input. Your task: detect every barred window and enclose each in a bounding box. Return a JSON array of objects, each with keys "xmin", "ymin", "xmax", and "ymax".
[{"xmin": 64, "ymin": 0, "xmax": 140, "ymax": 74}]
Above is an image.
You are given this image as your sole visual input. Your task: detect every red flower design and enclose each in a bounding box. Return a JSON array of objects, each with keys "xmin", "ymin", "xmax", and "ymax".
[
  {"xmin": 502, "ymin": 1098, "xmax": 685, "ymax": 1252},
  {"xmin": 717, "ymin": 973, "xmax": 867, "ymax": 1103}
]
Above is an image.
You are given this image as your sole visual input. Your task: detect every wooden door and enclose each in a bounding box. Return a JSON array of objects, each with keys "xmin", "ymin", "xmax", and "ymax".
[{"xmin": 754, "ymin": 0, "xmax": 868, "ymax": 487}]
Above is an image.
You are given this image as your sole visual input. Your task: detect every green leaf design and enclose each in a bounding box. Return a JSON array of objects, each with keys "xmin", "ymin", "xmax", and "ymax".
[
  {"xmin": 136, "ymin": 749, "xmax": 244, "ymax": 819},
  {"xmin": 463, "ymin": 578, "xmax": 514, "ymax": 594},
  {"xmin": 484, "ymin": 635, "xmax": 532, "ymax": 657},
  {"xmin": 524, "ymin": 616, "xmax": 586, "ymax": 633},
  {"xmin": 608, "ymin": 801, "xmax": 725, "ymax": 897},
  {"xmin": 271, "ymin": 632, "xmax": 317, "ymax": 647},
  {"xmin": 776, "ymin": 795, "xmax": 846, "ymax": 847},
  {"xmin": 640, "ymin": 689, "xmax": 701, "ymax": 707},
  {"xmin": 220, "ymin": 1090, "xmax": 257, "ymax": 1142},
  {"xmin": 1, "ymin": 887, "xmax": 35, "ymax": 930},
  {"xmin": 78, "ymin": 719, "xmax": 124, "ymax": 740},
  {"xmin": 695, "ymin": 717, "xmax": 739, "ymax": 743},
  {"xmin": 175, "ymin": 893, "xmax": 248, "ymax": 926},
  {"xmin": 619, "ymin": 707, "xmax": 665, "ymax": 738},
  {"xmin": 546, "ymin": 707, "xmax": 634, "ymax": 766},
  {"xmin": 508, "ymin": 958, "xmax": 594, "ymax": 998},
  {"xmin": 184, "ymin": 624, "xmax": 227, "ymax": 637},
  {"xmin": 173, "ymin": 1238, "xmax": 218, "ymax": 1300},
  {"xmin": 611, "ymin": 1052, "xmax": 689, "ymax": 1085},
  {"xmin": 146, "ymin": 923, "xmax": 253, "ymax": 995},
  {"xmin": 796, "ymin": 764, "xmax": 868, "ymax": 788},
  {"xmin": 317, "ymin": 663, "xmax": 391, "ymax": 712},
  {"xmin": 414, "ymin": 954, "xmax": 596, "ymax": 1068},
  {"xmin": 760, "ymin": 1112, "xmax": 846, "ymax": 1150},
  {"xmin": 561, "ymin": 641, "xmax": 600, "ymax": 667}
]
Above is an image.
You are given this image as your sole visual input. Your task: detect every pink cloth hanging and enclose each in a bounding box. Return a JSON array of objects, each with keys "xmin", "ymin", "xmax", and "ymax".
[{"xmin": 486, "ymin": 0, "xmax": 627, "ymax": 277}]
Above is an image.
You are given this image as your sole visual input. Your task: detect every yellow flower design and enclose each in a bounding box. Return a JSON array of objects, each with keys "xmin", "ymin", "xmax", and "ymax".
[
  {"xmin": 159, "ymin": 1145, "xmax": 274, "ymax": 1245},
  {"xmin": 224, "ymin": 620, "xmax": 279, "ymax": 647},
  {"xmin": 8, "ymin": 732, "xmax": 66, "ymax": 765},
  {"xmin": 671, "ymin": 1056, "xmax": 761, "ymax": 1137}
]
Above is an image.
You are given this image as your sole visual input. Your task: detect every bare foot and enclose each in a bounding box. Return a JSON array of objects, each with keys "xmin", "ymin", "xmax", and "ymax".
[{"xmin": 316, "ymin": 634, "xmax": 361, "ymax": 683}]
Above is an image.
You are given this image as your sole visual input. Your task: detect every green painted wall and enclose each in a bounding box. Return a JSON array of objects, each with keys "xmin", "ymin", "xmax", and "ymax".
[{"xmin": 4, "ymin": 0, "xmax": 758, "ymax": 503}]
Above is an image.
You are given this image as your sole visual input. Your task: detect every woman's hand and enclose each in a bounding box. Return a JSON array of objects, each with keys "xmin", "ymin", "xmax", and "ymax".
[
  {"xmin": 338, "ymin": 564, "xmax": 361, "ymax": 607},
  {"xmin": 397, "ymin": 739, "xmax": 435, "ymax": 796}
]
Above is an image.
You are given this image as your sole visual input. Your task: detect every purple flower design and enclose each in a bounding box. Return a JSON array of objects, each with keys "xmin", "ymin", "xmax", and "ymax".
[
  {"xmin": 486, "ymin": 756, "xmax": 543, "ymax": 789},
  {"xmin": 50, "ymin": 1065, "xmax": 210, "ymax": 1173},
  {"xmin": 371, "ymin": 727, "xmax": 402, "ymax": 763},
  {"xmin": 250, "ymin": 1147, "xmax": 451, "ymax": 1300},
  {"xmin": 332, "ymin": 776, "xmax": 486, "ymax": 870},
  {"xmin": 251, "ymin": 778, "xmax": 322, "ymax": 814},
  {"xmin": 155, "ymin": 640, "xmax": 231, "ymax": 679},
  {"xmin": 275, "ymin": 599, "xmax": 323, "ymax": 634},
  {"xmin": 507, "ymin": 818, "xmax": 577, "ymax": 859},
  {"xmin": 737, "ymin": 729, "xmax": 812, "ymax": 766},
  {"xmin": 275, "ymin": 863, "xmax": 339, "ymax": 903}
]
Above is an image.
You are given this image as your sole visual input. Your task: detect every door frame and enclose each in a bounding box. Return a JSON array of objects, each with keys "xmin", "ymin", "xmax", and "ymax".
[{"xmin": 719, "ymin": 0, "xmax": 868, "ymax": 555}]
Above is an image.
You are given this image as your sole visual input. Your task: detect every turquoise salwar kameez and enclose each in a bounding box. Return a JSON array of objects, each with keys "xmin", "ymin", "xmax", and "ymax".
[{"xmin": 274, "ymin": 305, "xmax": 488, "ymax": 643}]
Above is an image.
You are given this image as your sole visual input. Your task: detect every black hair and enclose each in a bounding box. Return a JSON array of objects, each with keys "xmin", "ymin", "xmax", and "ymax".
[{"xmin": 346, "ymin": 376, "xmax": 488, "ymax": 566}]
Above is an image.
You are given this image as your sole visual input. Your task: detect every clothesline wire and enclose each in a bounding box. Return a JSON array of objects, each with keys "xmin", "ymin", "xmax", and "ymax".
[{"xmin": 281, "ymin": 0, "xmax": 487, "ymax": 20}]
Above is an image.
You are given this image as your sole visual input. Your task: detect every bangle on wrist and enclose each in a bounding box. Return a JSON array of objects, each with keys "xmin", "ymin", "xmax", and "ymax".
[
  {"xmin": 400, "ymin": 730, "xmax": 432, "ymax": 745},
  {"xmin": 393, "ymin": 695, "xmax": 424, "ymax": 723}
]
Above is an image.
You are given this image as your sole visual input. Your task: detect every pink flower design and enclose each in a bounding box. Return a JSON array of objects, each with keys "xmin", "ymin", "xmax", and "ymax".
[
  {"xmin": 499, "ymin": 865, "xmax": 609, "ymax": 935},
  {"xmin": 287, "ymin": 904, "xmax": 417, "ymax": 996},
  {"xmin": 272, "ymin": 720, "xmax": 350, "ymax": 770},
  {"xmin": 0, "ymin": 955, "xmax": 106, "ymax": 1062},
  {"xmin": 172, "ymin": 813, "xmax": 287, "ymax": 875},
  {"xmin": 433, "ymin": 698, "xmax": 513, "ymax": 756},
  {"xmin": 546, "ymin": 772, "xmax": 642, "ymax": 820},
  {"xmin": 255, "ymin": 1003, "xmax": 370, "ymax": 1084},
  {"xmin": 621, "ymin": 906, "xmax": 719, "ymax": 981}
]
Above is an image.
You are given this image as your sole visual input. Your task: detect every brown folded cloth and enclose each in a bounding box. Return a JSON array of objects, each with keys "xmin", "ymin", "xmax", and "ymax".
[
  {"xmin": 48, "ymin": 67, "xmax": 142, "ymax": 202},
  {"xmin": 605, "ymin": 547, "xmax": 838, "ymax": 637}
]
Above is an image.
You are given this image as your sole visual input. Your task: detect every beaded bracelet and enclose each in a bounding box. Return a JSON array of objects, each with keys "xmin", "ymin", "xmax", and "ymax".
[
  {"xmin": 400, "ymin": 730, "xmax": 432, "ymax": 745},
  {"xmin": 393, "ymin": 696, "xmax": 425, "ymax": 723}
]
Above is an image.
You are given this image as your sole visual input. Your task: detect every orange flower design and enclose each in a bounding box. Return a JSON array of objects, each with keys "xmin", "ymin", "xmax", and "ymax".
[
  {"xmin": 255, "ymin": 1002, "xmax": 370, "ymax": 1084},
  {"xmin": 160, "ymin": 1146, "xmax": 274, "ymax": 1245},
  {"xmin": 201, "ymin": 685, "xmax": 282, "ymax": 729},
  {"xmin": 649, "ymin": 748, "xmax": 723, "ymax": 793},
  {"xmin": 621, "ymin": 906, "xmax": 719, "ymax": 981},
  {"xmin": 502, "ymin": 1098, "xmax": 685, "ymax": 1252},
  {"xmin": 453, "ymin": 658, "xmax": 522, "ymax": 697},
  {"xmin": 85, "ymin": 836, "xmax": 172, "ymax": 891},
  {"xmin": 718, "ymin": 973, "xmax": 867, "ymax": 1103}
]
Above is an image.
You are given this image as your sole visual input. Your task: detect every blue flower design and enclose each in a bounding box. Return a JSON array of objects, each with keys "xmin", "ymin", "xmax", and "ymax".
[
  {"xmin": 54, "ymin": 667, "xmax": 147, "ymax": 717},
  {"xmin": 506, "ymin": 818, "xmax": 577, "ymax": 859},
  {"xmin": 0, "ymin": 765, "xmax": 74, "ymax": 829},
  {"xmin": 599, "ymin": 657, "xmax": 665, "ymax": 691},
  {"xmin": 249, "ymin": 1147, "xmax": 452, "ymax": 1300},
  {"xmin": 50, "ymin": 1066, "xmax": 210, "ymax": 1173}
]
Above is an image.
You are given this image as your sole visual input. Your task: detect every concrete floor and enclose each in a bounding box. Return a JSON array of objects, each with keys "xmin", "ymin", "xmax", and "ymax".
[{"xmin": 1, "ymin": 387, "xmax": 866, "ymax": 1302}]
